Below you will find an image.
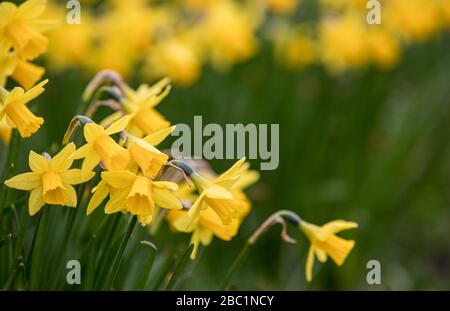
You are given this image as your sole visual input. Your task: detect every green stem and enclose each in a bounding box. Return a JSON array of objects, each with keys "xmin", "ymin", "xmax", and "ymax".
[
  {"xmin": 133, "ymin": 241, "xmax": 157, "ymax": 290},
  {"xmin": 165, "ymin": 244, "xmax": 194, "ymax": 291},
  {"xmin": 29, "ymin": 207, "xmax": 49, "ymax": 290},
  {"xmin": 0, "ymin": 130, "xmax": 20, "ymax": 225},
  {"xmin": 220, "ymin": 242, "xmax": 251, "ymax": 290},
  {"xmin": 103, "ymin": 216, "xmax": 137, "ymax": 290}
]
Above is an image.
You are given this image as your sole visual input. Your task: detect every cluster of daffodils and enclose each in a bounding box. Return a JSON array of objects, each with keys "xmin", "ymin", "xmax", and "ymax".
[
  {"xmin": 0, "ymin": 0, "xmax": 56, "ymax": 143},
  {"xmin": 272, "ymin": 0, "xmax": 450, "ymax": 72},
  {"xmin": 1, "ymin": 0, "xmax": 360, "ymax": 283},
  {"xmin": 43, "ymin": 0, "xmax": 450, "ymax": 85},
  {"xmin": 3, "ymin": 68, "xmax": 358, "ymax": 281}
]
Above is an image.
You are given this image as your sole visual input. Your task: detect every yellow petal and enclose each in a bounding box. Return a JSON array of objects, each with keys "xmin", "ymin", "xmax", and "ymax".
[
  {"xmin": 105, "ymin": 188, "xmax": 129, "ymax": 214},
  {"xmin": 29, "ymin": 185, "xmax": 45, "ymax": 216},
  {"xmin": 314, "ymin": 245, "xmax": 328, "ymax": 263},
  {"xmin": 215, "ymin": 157, "xmax": 246, "ymax": 184},
  {"xmin": 19, "ymin": 79, "xmax": 48, "ymax": 104},
  {"xmin": 153, "ymin": 187, "xmax": 182, "ymax": 210},
  {"xmin": 61, "ymin": 169, "xmax": 94, "ymax": 185},
  {"xmin": 204, "ymin": 184, "xmax": 234, "ymax": 199},
  {"xmin": 64, "ymin": 183, "xmax": 77, "ymax": 207},
  {"xmin": 306, "ymin": 245, "xmax": 315, "ymax": 282},
  {"xmin": 317, "ymin": 235, "xmax": 355, "ymax": 267},
  {"xmin": 50, "ymin": 142, "xmax": 75, "ymax": 172},
  {"xmin": 104, "ymin": 115, "xmax": 131, "ymax": 136},
  {"xmin": 17, "ymin": 0, "xmax": 46, "ymax": 20},
  {"xmin": 69, "ymin": 143, "xmax": 92, "ymax": 160},
  {"xmin": 101, "ymin": 170, "xmax": 136, "ymax": 188},
  {"xmin": 319, "ymin": 220, "xmax": 359, "ymax": 240},
  {"xmin": 152, "ymin": 181, "xmax": 179, "ymax": 191},
  {"xmin": 142, "ymin": 125, "xmax": 175, "ymax": 146},
  {"xmin": 5, "ymin": 172, "xmax": 40, "ymax": 190},
  {"xmin": 84, "ymin": 123, "xmax": 104, "ymax": 142},
  {"xmin": 87, "ymin": 181, "xmax": 109, "ymax": 215},
  {"xmin": 81, "ymin": 152, "xmax": 100, "ymax": 172},
  {"xmin": 187, "ymin": 191, "xmax": 206, "ymax": 220},
  {"xmin": 100, "ymin": 111, "xmax": 122, "ymax": 127},
  {"xmin": 29, "ymin": 150, "xmax": 48, "ymax": 173}
]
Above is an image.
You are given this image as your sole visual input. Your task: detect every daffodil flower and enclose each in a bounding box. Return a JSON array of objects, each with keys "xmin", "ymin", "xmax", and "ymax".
[
  {"xmin": 98, "ymin": 170, "xmax": 182, "ymax": 225},
  {"xmin": 299, "ymin": 219, "xmax": 358, "ymax": 282},
  {"xmin": 4, "ymin": 143, "xmax": 95, "ymax": 215},
  {"xmin": 101, "ymin": 78, "xmax": 171, "ymax": 138},
  {"xmin": 127, "ymin": 126, "xmax": 175, "ymax": 178},
  {"xmin": 70, "ymin": 116, "xmax": 131, "ymax": 171},
  {"xmin": 183, "ymin": 158, "xmax": 249, "ymax": 227},
  {"xmin": 0, "ymin": 0, "xmax": 56, "ymax": 60},
  {"xmin": 0, "ymin": 79, "xmax": 46, "ymax": 137}
]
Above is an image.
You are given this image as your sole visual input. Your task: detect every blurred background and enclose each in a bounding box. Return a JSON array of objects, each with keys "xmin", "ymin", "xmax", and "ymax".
[{"xmin": 2, "ymin": 0, "xmax": 450, "ymax": 290}]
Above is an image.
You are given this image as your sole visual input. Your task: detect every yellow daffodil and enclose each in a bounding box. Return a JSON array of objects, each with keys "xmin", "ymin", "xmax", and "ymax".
[
  {"xmin": 4, "ymin": 143, "xmax": 95, "ymax": 215},
  {"xmin": 0, "ymin": 0, "xmax": 55, "ymax": 60},
  {"xmin": 70, "ymin": 116, "xmax": 131, "ymax": 171},
  {"xmin": 167, "ymin": 160, "xmax": 259, "ymax": 259},
  {"xmin": 101, "ymin": 78, "xmax": 171, "ymax": 138},
  {"xmin": 299, "ymin": 219, "xmax": 358, "ymax": 282},
  {"xmin": 100, "ymin": 170, "xmax": 182, "ymax": 225},
  {"xmin": 0, "ymin": 79, "xmax": 46, "ymax": 138},
  {"xmin": 184, "ymin": 158, "xmax": 249, "ymax": 227},
  {"xmin": 127, "ymin": 126, "xmax": 175, "ymax": 179}
]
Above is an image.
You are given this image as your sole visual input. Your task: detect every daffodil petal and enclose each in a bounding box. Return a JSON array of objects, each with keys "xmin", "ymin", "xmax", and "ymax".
[
  {"xmin": 29, "ymin": 185, "xmax": 45, "ymax": 216},
  {"xmin": 61, "ymin": 169, "xmax": 95, "ymax": 185},
  {"xmin": 318, "ymin": 220, "xmax": 358, "ymax": 240},
  {"xmin": 84, "ymin": 123, "xmax": 104, "ymax": 142},
  {"xmin": 215, "ymin": 157, "xmax": 246, "ymax": 184},
  {"xmin": 5, "ymin": 172, "xmax": 40, "ymax": 190},
  {"xmin": 306, "ymin": 245, "xmax": 315, "ymax": 282},
  {"xmin": 69, "ymin": 143, "xmax": 93, "ymax": 160},
  {"xmin": 153, "ymin": 187, "xmax": 182, "ymax": 210},
  {"xmin": 81, "ymin": 152, "xmax": 100, "ymax": 172},
  {"xmin": 152, "ymin": 181, "xmax": 178, "ymax": 191},
  {"xmin": 87, "ymin": 181, "xmax": 109, "ymax": 215},
  {"xmin": 101, "ymin": 170, "xmax": 136, "ymax": 188},
  {"xmin": 50, "ymin": 143, "xmax": 76, "ymax": 172},
  {"xmin": 64, "ymin": 183, "xmax": 77, "ymax": 207},
  {"xmin": 29, "ymin": 150, "xmax": 49, "ymax": 173},
  {"xmin": 105, "ymin": 188, "xmax": 129, "ymax": 214},
  {"xmin": 204, "ymin": 184, "xmax": 233, "ymax": 199},
  {"xmin": 142, "ymin": 125, "xmax": 175, "ymax": 146},
  {"xmin": 104, "ymin": 115, "xmax": 131, "ymax": 135}
]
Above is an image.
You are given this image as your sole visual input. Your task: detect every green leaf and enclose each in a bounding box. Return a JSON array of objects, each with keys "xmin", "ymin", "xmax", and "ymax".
[
  {"xmin": 165, "ymin": 244, "xmax": 194, "ymax": 291},
  {"xmin": 133, "ymin": 240, "xmax": 157, "ymax": 290}
]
